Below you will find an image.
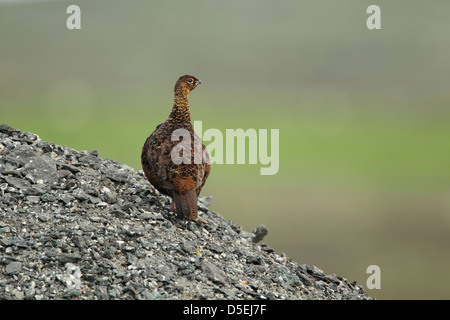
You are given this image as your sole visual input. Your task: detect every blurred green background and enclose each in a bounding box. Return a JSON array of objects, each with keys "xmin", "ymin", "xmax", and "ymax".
[{"xmin": 1, "ymin": 0, "xmax": 450, "ymax": 299}]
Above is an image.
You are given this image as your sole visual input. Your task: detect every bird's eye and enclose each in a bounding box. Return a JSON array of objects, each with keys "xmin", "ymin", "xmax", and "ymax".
[{"xmin": 187, "ymin": 78, "xmax": 194, "ymax": 84}]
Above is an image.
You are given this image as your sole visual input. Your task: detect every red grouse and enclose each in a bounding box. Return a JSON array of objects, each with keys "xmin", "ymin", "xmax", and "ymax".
[{"xmin": 141, "ymin": 75, "xmax": 210, "ymax": 223}]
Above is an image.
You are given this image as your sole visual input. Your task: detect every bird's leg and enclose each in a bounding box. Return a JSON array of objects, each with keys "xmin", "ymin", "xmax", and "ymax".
[
  {"xmin": 170, "ymin": 199, "xmax": 176, "ymax": 213},
  {"xmin": 172, "ymin": 195, "xmax": 207, "ymax": 223}
]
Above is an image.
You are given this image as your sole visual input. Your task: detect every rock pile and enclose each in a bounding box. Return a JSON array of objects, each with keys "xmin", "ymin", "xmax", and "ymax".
[{"xmin": 0, "ymin": 124, "xmax": 372, "ymax": 300}]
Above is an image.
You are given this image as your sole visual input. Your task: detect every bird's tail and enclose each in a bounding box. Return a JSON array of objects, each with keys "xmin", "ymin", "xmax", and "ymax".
[{"xmin": 173, "ymin": 190, "xmax": 198, "ymax": 220}]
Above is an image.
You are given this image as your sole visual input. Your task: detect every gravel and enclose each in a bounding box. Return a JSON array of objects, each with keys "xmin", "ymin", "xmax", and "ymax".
[{"xmin": 0, "ymin": 124, "xmax": 373, "ymax": 300}]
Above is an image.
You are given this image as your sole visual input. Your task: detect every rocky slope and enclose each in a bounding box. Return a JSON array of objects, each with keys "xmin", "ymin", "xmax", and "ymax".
[{"xmin": 0, "ymin": 124, "xmax": 372, "ymax": 300}]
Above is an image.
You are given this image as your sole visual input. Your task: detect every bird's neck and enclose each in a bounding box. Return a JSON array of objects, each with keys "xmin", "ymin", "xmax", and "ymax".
[{"xmin": 169, "ymin": 91, "xmax": 192, "ymax": 126}]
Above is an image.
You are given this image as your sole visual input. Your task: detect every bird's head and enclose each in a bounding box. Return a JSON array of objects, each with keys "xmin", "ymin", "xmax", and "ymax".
[{"xmin": 175, "ymin": 75, "xmax": 202, "ymax": 95}]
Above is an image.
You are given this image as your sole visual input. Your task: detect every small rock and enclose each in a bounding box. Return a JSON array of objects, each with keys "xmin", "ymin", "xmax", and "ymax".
[
  {"xmin": 40, "ymin": 193, "xmax": 56, "ymax": 202},
  {"xmin": 247, "ymin": 255, "xmax": 265, "ymax": 266},
  {"xmin": 102, "ymin": 169, "xmax": 127, "ymax": 183},
  {"xmin": 26, "ymin": 195, "xmax": 40, "ymax": 203},
  {"xmin": 110, "ymin": 210, "xmax": 126, "ymax": 218},
  {"xmin": 38, "ymin": 214, "xmax": 50, "ymax": 222},
  {"xmin": 4, "ymin": 145, "xmax": 36, "ymax": 166},
  {"xmin": 202, "ymin": 260, "xmax": 227, "ymax": 285},
  {"xmin": 23, "ymin": 184, "xmax": 49, "ymax": 196},
  {"xmin": 22, "ymin": 156, "xmax": 58, "ymax": 185},
  {"xmin": 14, "ymin": 290, "xmax": 24, "ymax": 299},
  {"xmin": 57, "ymin": 193, "xmax": 75, "ymax": 204},
  {"xmin": 5, "ymin": 261, "xmax": 22, "ymax": 274},
  {"xmin": 252, "ymin": 224, "xmax": 268, "ymax": 243},
  {"xmin": 260, "ymin": 243, "xmax": 274, "ymax": 253},
  {"xmin": 209, "ymin": 243, "xmax": 225, "ymax": 254},
  {"xmin": 0, "ymin": 238, "xmax": 13, "ymax": 246},
  {"xmin": 72, "ymin": 188, "xmax": 89, "ymax": 201},
  {"xmin": 96, "ymin": 202, "xmax": 108, "ymax": 208},
  {"xmin": 89, "ymin": 150, "xmax": 99, "ymax": 157},
  {"xmin": 79, "ymin": 222, "xmax": 97, "ymax": 232},
  {"xmin": 0, "ymin": 124, "xmax": 20, "ymax": 134},
  {"xmin": 4, "ymin": 176, "xmax": 31, "ymax": 190},
  {"xmin": 57, "ymin": 252, "xmax": 82, "ymax": 264},
  {"xmin": 55, "ymin": 162, "xmax": 80, "ymax": 174},
  {"xmin": 95, "ymin": 286, "xmax": 109, "ymax": 299}
]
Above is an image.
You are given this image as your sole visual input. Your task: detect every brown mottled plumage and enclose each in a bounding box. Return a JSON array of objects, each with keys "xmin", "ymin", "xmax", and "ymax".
[{"xmin": 141, "ymin": 75, "xmax": 210, "ymax": 223}]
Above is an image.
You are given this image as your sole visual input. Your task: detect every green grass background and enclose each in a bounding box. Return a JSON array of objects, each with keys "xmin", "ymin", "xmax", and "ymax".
[{"xmin": 1, "ymin": 0, "xmax": 450, "ymax": 299}]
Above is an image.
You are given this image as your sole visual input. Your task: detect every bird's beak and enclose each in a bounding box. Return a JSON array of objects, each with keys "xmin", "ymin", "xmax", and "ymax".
[{"xmin": 196, "ymin": 79, "xmax": 202, "ymax": 85}]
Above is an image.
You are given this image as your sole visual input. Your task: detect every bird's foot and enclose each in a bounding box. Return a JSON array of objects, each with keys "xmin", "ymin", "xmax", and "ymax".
[{"xmin": 193, "ymin": 216, "xmax": 208, "ymax": 224}]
